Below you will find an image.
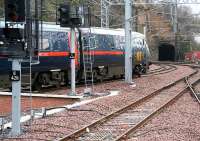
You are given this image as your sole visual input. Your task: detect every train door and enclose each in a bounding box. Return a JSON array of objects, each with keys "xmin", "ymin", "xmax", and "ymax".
[
  {"xmin": 108, "ymin": 35, "xmax": 124, "ymax": 76},
  {"xmin": 114, "ymin": 35, "xmax": 125, "ymax": 67},
  {"xmin": 95, "ymin": 34, "xmax": 111, "ymax": 67},
  {"xmin": 38, "ymin": 31, "xmax": 61, "ymax": 71}
]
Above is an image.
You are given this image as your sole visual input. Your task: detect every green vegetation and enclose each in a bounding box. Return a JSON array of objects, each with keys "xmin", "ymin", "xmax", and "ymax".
[{"xmin": 41, "ymin": 0, "xmax": 87, "ymax": 22}]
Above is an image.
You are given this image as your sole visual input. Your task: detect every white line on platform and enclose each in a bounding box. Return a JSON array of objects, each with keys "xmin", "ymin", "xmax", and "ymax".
[{"xmin": 0, "ymin": 92, "xmax": 83, "ymax": 99}]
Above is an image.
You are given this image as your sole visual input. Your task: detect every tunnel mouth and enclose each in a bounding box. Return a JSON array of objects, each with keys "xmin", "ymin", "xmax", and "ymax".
[{"xmin": 159, "ymin": 43, "xmax": 175, "ymax": 61}]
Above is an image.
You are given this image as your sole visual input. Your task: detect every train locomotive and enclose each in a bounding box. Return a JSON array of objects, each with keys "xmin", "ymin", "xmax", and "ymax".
[{"xmin": 0, "ymin": 24, "xmax": 150, "ymax": 90}]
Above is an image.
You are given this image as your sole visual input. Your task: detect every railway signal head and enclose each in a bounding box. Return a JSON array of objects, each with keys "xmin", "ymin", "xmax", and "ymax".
[
  {"xmin": 59, "ymin": 4, "xmax": 71, "ymax": 27},
  {"xmin": 5, "ymin": 0, "xmax": 25, "ymax": 22},
  {"xmin": 58, "ymin": 4, "xmax": 82, "ymax": 27},
  {"xmin": 7, "ymin": 3, "xmax": 17, "ymax": 21}
]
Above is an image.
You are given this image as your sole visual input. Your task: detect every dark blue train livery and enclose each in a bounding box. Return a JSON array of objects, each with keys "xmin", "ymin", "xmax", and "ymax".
[{"xmin": 0, "ymin": 24, "xmax": 150, "ymax": 90}]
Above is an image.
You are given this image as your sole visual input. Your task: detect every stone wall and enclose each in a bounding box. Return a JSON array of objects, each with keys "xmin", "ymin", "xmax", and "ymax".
[{"xmin": 135, "ymin": 2, "xmax": 175, "ymax": 61}]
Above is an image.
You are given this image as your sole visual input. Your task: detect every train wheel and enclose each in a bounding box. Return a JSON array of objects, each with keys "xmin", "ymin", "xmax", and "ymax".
[
  {"xmin": 99, "ymin": 76, "xmax": 104, "ymax": 83},
  {"xmin": 92, "ymin": 70, "xmax": 98, "ymax": 82},
  {"xmin": 33, "ymin": 82, "xmax": 42, "ymax": 91},
  {"xmin": 64, "ymin": 72, "xmax": 69, "ymax": 86},
  {"xmin": 55, "ymin": 81, "xmax": 61, "ymax": 88},
  {"xmin": 32, "ymin": 73, "xmax": 42, "ymax": 91},
  {"xmin": 41, "ymin": 73, "xmax": 50, "ymax": 85},
  {"xmin": 32, "ymin": 73, "xmax": 49, "ymax": 91},
  {"xmin": 141, "ymin": 67, "xmax": 147, "ymax": 74},
  {"xmin": 97, "ymin": 67, "xmax": 107, "ymax": 82}
]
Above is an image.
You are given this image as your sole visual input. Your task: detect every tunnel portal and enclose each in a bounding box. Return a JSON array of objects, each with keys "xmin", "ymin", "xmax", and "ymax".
[{"xmin": 159, "ymin": 43, "xmax": 175, "ymax": 61}]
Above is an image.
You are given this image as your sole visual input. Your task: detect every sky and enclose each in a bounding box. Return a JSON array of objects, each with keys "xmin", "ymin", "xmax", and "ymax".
[
  {"xmin": 195, "ymin": 36, "xmax": 200, "ymax": 43},
  {"xmin": 187, "ymin": 4, "xmax": 200, "ymax": 40},
  {"xmin": 186, "ymin": 4, "xmax": 200, "ymax": 14}
]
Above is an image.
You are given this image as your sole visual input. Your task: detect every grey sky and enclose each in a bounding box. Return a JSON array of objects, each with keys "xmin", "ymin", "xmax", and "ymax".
[
  {"xmin": 187, "ymin": 4, "xmax": 200, "ymax": 14},
  {"xmin": 195, "ymin": 36, "xmax": 200, "ymax": 43}
]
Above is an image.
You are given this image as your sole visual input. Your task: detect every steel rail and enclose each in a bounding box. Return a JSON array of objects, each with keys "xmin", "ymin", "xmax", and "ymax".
[
  {"xmin": 147, "ymin": 64, "xmax": 165, "ymax": 72},
  {"xmin": 142, "ymin": 64, "xmax": 177, "ymax": 76},
  {"xmin": 115, "ymin": 77, "xmax": 200, "ymax": 141},
  {"xmin": 56, "ymin": 69, "xmax": 197, "ymax": 141},
  {"xmin": 146, "ymin": 64, "xmax": 167, "ymax": 73},
  {"xmin": 185, "ymin": 77, "xmax": 200, "ymax": 104}
]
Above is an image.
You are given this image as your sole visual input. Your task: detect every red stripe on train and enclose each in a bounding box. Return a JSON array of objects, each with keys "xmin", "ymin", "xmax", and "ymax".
[
  {"xmin": 85, "ymin": 51, "xmax": 124, "ymax": 55},
  {"xmin": 39, "ymin": 51, "xmax": 124, "ymax": 57},
  {"xmin": 39, "ymin": 52, "xmax": 70, "ymax": 57}
]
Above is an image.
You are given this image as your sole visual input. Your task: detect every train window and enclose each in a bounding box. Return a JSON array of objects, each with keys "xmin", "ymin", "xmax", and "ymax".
[
  {"xmin": 53, "ymin": 40, "xmax": 68, "ymax": 51},
  {"xmin": 132, "ymin": 40, "xmax": 137, "ymax": 49},
  {"xmin": 96, "ymin": 35, "xmax": 104, "ymax": 49},
  {"xmin": 102, "ymin": 35, "xmax": 107, "ymax": 49},
  {"xmin": 96, "ymin": 34, "xmax": 114, "ymax": 50},
  {"xmin": 41, "ymin": 39, "xmax": 50, "ymax": 50},
  {"xmin": 139, "ymin": 41, "xmax": 142, "ymax": 45},
  {"xmin": 107, "ymin": 35, "xmax": 114, "ymax": 48},
  {"xmin": 41, "ymin": 31, "xmax": 51, "ymax": 51},
  {"xmin": 115, "ymin": 35, "xmax": 124, "ymax": 50},
  {"xmin": 90, "ymin": 37, "xmax": 97, "ymax": 49},
  {"xmin": 52, "ymin": 32, "xmax": 68, "ymax": 51},
  {"xmin": 82, "ymin": 34, "xmax": 97, "ymax": 49},
  {"xmin": 41, "ymin": 31, "xmax": 68, "ymax": 51},
  {"xmin": 138, "ymin": 40, "xmax": 142, "ymax": 49},
  {"xmin": 142, "ymin": 39, "xmax": 145, "ymax": 45},
  {"xmin": 139, "ymin": 41, "xmax": 143, "ymax": 49},
  {"xmin": 83, "ymin": 36, "xmax": 89, "ymax": 46}
]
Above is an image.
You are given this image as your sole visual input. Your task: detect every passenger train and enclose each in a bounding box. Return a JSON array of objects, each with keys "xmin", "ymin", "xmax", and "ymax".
[{"xmin": 0, "ymin": 24, "xmax": 151, "ymax": 90}]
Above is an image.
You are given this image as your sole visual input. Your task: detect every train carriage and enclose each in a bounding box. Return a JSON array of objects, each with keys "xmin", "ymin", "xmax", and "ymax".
[{"xmin": 0, "ymin": 23, "xmax": 151, "ymax": 90}]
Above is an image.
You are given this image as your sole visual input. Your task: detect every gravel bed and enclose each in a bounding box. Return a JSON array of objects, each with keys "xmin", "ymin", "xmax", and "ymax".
[
  {"xmin": 47, "ymin": 65, "xmax": 192, "ymax": 95},
  {"xmin": 194, "ymin": 82, "xmax": 200, "ymax": 93},
  {"xmin": 0, "ymin": 65, "xmax": 195, "ymax": 140},
  {"xmin": 127, "ymin": 88, "xmax": 200, "ymax": 141},
  {"xmin": 76, "ymin": 78, "xmax": 192, "ymax": 141},
  {"xmin": 41, "ymin": 64, "xmax": 166, "ymax": 95}
]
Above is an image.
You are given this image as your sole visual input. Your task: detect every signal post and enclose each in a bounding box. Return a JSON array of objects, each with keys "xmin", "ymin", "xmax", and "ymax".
[
  {"xmin": 125, "ymin": 0, "xmax": 133, "ymax": 83},
  {"xmin": 70, "ymin": 28, "xmax": 76, "ymax": 95},
  {"xmin": 1, "ymin": 0, "xmax": 34, "ymax": 136},
  {"xmin": 10, "ymin": 59, "xmax": 22, "ymax": 135},
  {"xmin": 58, "ymin": 3, "xmax": 82, "ymax": 96},
  {"xmin": 4, "ymin": 0, "xmax": 26, "ymax": 136}
]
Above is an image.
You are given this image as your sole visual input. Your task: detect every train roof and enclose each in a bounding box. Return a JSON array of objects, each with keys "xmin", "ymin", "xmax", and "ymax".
[
  {"xmin": 42, "ymin": 23, "xmax": 144, "ymax": 38},
  {"xmin": 0, "ymin": 21, "xmax": 145, "ymax": 38}
]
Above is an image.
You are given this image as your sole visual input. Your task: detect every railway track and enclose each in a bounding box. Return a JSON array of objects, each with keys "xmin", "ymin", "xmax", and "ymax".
[
  {"xmin": 142, "ymin": 64, "xmax": 177, "ymax": 77},
  {"xmin": 57, "ymin": 68, "xmax": 199, "ymax": 141},
  {"xmin": 185, "ymin": 77, "xmax": 200, "ymax": 104}
]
